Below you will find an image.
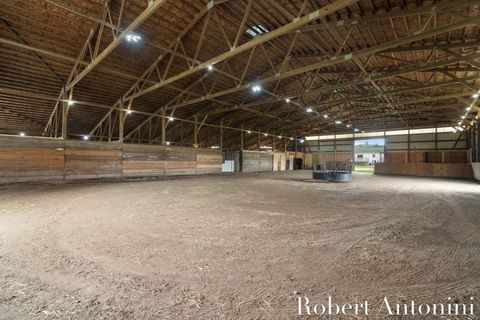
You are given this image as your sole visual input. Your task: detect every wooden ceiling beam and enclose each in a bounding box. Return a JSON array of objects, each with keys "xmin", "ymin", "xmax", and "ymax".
[
  {"xmin": 127, "ymin": 0, "xmax": 360, "ymax": 100},
  {"xmin": 160, "ymin": 16, "xmax": 480, "ymax": 115},
  {"xmin": 65, "ymin": 0, "xmax": 168, "ymax": 91},
  {"xmin": 189, "ymin": 52, "xmax": 480, "ymax": 118}
]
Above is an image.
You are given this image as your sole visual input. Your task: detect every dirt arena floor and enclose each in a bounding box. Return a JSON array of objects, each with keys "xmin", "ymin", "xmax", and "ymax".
[{"xmin": 0, "ymin": 171, "xmax": 479, "ymax": 319}]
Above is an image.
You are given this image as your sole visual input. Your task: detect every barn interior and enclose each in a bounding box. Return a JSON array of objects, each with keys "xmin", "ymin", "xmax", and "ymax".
[{"xmin": 0, "ymin": 0, "xmax": 479, "ymax": 318}]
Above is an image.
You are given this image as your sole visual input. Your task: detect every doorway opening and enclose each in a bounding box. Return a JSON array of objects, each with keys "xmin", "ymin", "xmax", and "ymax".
[{"xmin": 354, "ymin": 138, "xmax": 384, "ymax": 173}]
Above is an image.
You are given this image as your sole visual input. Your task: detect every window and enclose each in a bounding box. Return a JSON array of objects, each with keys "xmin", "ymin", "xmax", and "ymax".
[
  {"xmin": 357, "ymin": 154, "xmax": 363, "ymax": 158},
  {"xmin": 246, "ymin": 25, "xmax": 269, "ymax": 37},
  {"xmin": 372, "ymin": 154, "xmax": 375, "ymax": 158}
]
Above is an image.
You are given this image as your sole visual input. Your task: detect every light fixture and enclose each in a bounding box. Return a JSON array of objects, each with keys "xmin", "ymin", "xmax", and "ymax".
[
  {"xmin": 461, "ymin": 115, "xmax": 466, "ymax": 119},
  {"xmin": 285, "ymin": 98, "xmax": 291, "ymax": 103},
  {"xmin": 83, "ymin": 135, "xmax": 89, "ymax": 141},
  {"xmin": 126, "ymin": 33, "xmax": 141, "ymax": 42},
  {"xmin": 323, "ymin": 114, "xmax": 328, "ymax": 119},
  {"xmin": 207, "ymin": 64, "xmax": 214, "ymax": 71},
  {"xmin": 466, "ymin": 106, "xmax": 472, "ymax": 111},
  {"xmin": 210, "ymin": 145, "xmax": 220, "ymax": 149},
  {"xmin": 166, "ymin": 141, "xmax": 171, "ymax": 146},
  {"xmin": 19, "ymin": 132, "xmax": 25, "ymax": 137},
  {"xmin": 299, "ymin": 139, "xmax": 305, "ymax": 143},
  {"xmin": 472, "ymin": 93, "xmax": 479, "ymax": 99},
  {"xmin": 168, "ymin": 116, "xmax": 174, "ymax": 121},
  {"xmin": 251, "ymin": 84, "xmax": 262, "ymax": 93},
  {"xmin": 126, "ymin": 110, "xmax": 133, "ymax": 115},
  {"xmin": 278, "ymin": 135, "xmax": 282, "ymax": 139},
  {"xmin": 354, "ymin": 128, "xmax": 359, "ymax": 132},
  {"xmin": 264, "ymin": 133, "xmax": 268, "ymax": 136},
  {"xmin": 346, "ymin": 124, "xmax": 351, "ymax": 128},
  {"xmin": 247, "ymin": 130, "xmax": 251, "ymax": 134},
  {"xmin": 289, "ymin": 137, "xmax": 293, "ymax": 140},
  {"xmin": 306, "ymin": 107, "xmax": 313, "ymax": 113},
  {"xmin": 335, "ymin": 119, "xmax": 342, "ymax": 124},
  {"xmin": 67, "ymin": 100, "xmax": 74, "ymax": 106},
  {"xmin": 458, "ymin": 121, "xmax": 462, "ymax": 125}
]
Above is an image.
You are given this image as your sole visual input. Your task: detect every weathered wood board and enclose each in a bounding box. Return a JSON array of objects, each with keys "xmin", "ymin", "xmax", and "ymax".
[
  {"xmin": 0, "ymin": 136, "xmax": 222, "ymax": 184},
  {"xmin": 242, "ymin": 150, "xmax": 273, "ymax": 172}
]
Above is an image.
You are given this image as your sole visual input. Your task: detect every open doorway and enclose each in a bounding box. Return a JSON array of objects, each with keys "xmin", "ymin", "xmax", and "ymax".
[{"xmin": 354, "ymin": 138, "xmax": 384, "ymax": 173}]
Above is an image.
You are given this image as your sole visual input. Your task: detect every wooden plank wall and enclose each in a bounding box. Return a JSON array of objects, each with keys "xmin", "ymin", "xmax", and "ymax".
[
  {"xmin": 122, "ymin": 144, "xmax": 198, "ymax": 178},
  {"xmin": 384, "ymin": 150, "xmax": 470, "ymax": 164},
  {"xmin": 0, "ymin": 135, "xmax": 64, "ymax": 183},
  {"xmin": 376, "ymin": 150, "xmax": 473, "ymax": 178},
  {"xmin": 64, "ymin": 141, "xmax": 122, "ymax": 180},
  {"xmin": 196, "ymin": 149, "xmax": 222, "ymax": 175},
  {"xmin": 374, "ymin": 162, "xmax": 473, "ymax": 179},
  {"xmin": 0, "ymin": 136, "xmax": 221, "ymax": 184},
  {"xmin": 242, "ymin": 150, "xmax": 273, "ymax": 172}
]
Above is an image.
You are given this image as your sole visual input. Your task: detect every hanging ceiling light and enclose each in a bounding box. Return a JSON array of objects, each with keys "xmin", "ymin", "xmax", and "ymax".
[
  {"xmin": 207, "ymin": 64, "xmax": 214, "ymax": 71},
  {"xmin": 306, "ymin": 107, "xmax": 313, "ymax": 113},
  {"xmin": 19, "ymin": 132, "xmax": 25, "ymax": 137},
  {"xmin": 335, "ymin": 119, "xmax": 342, "ymax": 124},
  {"xmin": 126, "ymin": 33, "xmax": 141, "ymax": 42},
  {"xmin": 168, "ymin": 116, "xmax": 174, "ymax": 121},
  {"xmin": 323, "ymin": 114, "xmax": 328, "ymax": 119},
  {"xmin": 67, "ymin": 100, "xmax": 74, "ymax": 106},
  {"xmin": 251, "ymin": 84, "xmax": 262, "ymax": 93},
  {"xmin": 126, "ymin": 110, "xmax": 133, "ymax": 115},
  {"xmin": 83, "ymin": 135, "xmax": 89, "ymax": 140}
]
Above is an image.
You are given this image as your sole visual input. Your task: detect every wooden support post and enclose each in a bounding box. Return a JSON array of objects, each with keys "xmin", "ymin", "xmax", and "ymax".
[
  {"xmin": 108, "ymin": 112, "xmax": 112, "ymax": 142},
  {"xmin": 148, "ymin": 118, "xmax": 152, "ymax": 144},
  {"xmin": 240, "ymin": 125, "xmax": 244, "ymax": 150},
  {"xmin": 220, "ymin": 119, "xmax": 223, "ymax": 150},
  {"xmin": 61, "ymin": 89, "xmax": 72, "ymax": 140},
  {"xmin": 61, "ymin": 103, "xmax": 68, "ymax": 139},
  {"xmin": 258, "ymin": 131, "xmax": 261, "ymax": 151},
  {"xmin": 352, "ymin": 127, "xmax": 356, "ymax": 170},
  {"xmin": 407, "ymin": 126, "xmax": 411, "ymax": 162},
  {"xmin": 161, "ymin": 108, "xmax": 166, "ymax": 145},
  {"xmin": 317, "ymin": 135, "xmax": 320, "ymax": 168},
  {"xmin": 119, "ymin": 108, "xmax": 124, "ymax": 143},
  {"xmin": 181, "ymin": 121, "xmax": 184, "ymax": 145},
  {"xmin": 272, "ymin": 135, "xmax": 275, "ymax": 152},
  {"xmin": 383, "ymin": 128, "xmax": 386, "ymax": 163},
  {"xmin": 334, "ymin": 131, "xmax": 337, "ymax": 166},
  {"xmin": 194, "ymin": 115, "xmax": 198, "ymax": 147}
]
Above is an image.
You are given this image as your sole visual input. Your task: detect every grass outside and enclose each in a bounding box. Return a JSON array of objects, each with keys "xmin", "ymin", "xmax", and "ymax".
[{"xmin": 354, "ymin": 163, "xmax": 375, "ymax": 173}]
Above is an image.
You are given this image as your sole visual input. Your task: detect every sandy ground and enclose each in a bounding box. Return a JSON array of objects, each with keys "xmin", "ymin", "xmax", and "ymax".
[{"xmin": 0, "ymin": 171, "xmax": 479, "ymax": 319}]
